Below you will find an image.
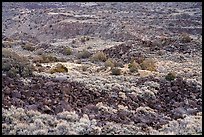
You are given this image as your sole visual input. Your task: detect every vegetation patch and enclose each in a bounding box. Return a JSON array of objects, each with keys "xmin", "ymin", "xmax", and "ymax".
[
  {"xmin": 91, "ymin": 51, "xmax": 107, "ymax": 62},
  {"xmin": 140, "ymin": 58, "xmax": 156, "ymax": 71},
  {"xmin": 21, "ymin": 43, "xmax": 36, "ymax": 51},
  {"xmin": 77, "ymin": 49, "xmax": 91, "ymax": 59},
  {"xmin": 2, "ymin": 48, "xmax": 34, "ymax": 77},
  {"xmin": 128, "ymin": 60, "xmax": 141, "ymax": 73},
  {"xmin": 49, "ymin": 63, "xmax": 68, "ymax": 74},
  {"xmin": 165, "ymin": 72, "xmax": 176, "ymax": 81},
  {"xmin": 105, "ymin": 58, "xmax": 115, "ymax": 68},
  {"xmin": 180, "ymin": 33, "xmax": 192, "ymax": 43},
  {"xmin": 63, "ymin": 47, "xmax": 72, "ymax": 55},
  {"xmin": 111, "ymin": 67, "xmax": 121, "ymax": 75}
]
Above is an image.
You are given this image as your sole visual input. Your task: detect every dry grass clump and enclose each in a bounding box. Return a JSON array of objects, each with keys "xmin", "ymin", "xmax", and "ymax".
[
  {"xmin": 140, "ymin": 58, "xmax": 156, "ymax": 71},
  {"xmin": 105, "ymin": 58, "xmax": 115, "ymax": 68},
  {"xmin": 77, "ymin": 49, "xmax": 91, "ymax": 59},
  {"xmin": 49, "ymin": 63, "xmax": 68, "ymax": 74},
  {"xmin": 2, "ymin": 48, "xmax": 34, "ymax": 77},
  {"xmin": 180, "ymin": 33, "xmax": 192, "ymax": 43},
  {"xmin": 111, "ymin": 67, "xmax": 121, "ymax": 75},
  {"xmin": 91, "ymin": 51, "xmax": 107, "ymax": 62},
  {"xmin": 21, "ymin": 43, "xmax": 36, "ymax": 51},
  {"xmin": 105, "ymin": 58, "xmax": 124, "ymax": 68},
  {"xmin": 128, "ymin": 60, "xmax": 141, "ymax": 73},
  {"xmin": 165, "ymin": 71, "xmax": 176, "ymax": 81}
]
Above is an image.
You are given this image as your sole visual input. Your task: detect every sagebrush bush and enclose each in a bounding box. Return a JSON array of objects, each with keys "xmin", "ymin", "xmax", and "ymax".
[
  {"xmin": 80, "ymin": 36, "xmax": 90, "ymax": 43},
  {"xmin": 111, "ymin": 67, "xmax": 121, "ymax": 75},
  {"xmin": 42, "ymin": 54, "xmax": 59, "ymax": 63},
  {"xmin": 32, "ymin": 54, "xmax": 59, "ymax": 63},
  {"xmin": 128, "ymin": 60, "xmax": 141, "ymax": 73},
  {"xmin": 49, "ymin": 63, "xmax": 68, "ymax": 74},
  {"xmin": 2, "ymin": 41, "xmax": 15, "ymax": 48},
  {"xmin": 21, "ymin": 44, "xmax": 36, "ymax": 51},
  {"xmin": 77, "ymin": 49, "xmax": 91, "ymax": 59},
  {"xmin": 91, "ymin": 51, "xmax": 107, "ymax": 62},
  {"xmin": 63, "ymin": 47, "xmax": 72, "ymax": 55},
  {"xmin": 165, "ymin": 72, "xmax": 176, "ymax": 81},
  {"xmin": 2, "ymin": 48, "xmax": 34, "ymax": 77},
  {"xmin": 180, "ymin": 33, "xmax": 192, "ymax": 43},
  {"xmin": 105, "ymin": 58, "xmax": 115, "ymax": 68},
  {"xmin": 140, "ymin": 58, "xmax": 156, "ymax": 71},
  {"xmin": 81, "ymin": 65, "xmax": 88, "ymax": 71}
]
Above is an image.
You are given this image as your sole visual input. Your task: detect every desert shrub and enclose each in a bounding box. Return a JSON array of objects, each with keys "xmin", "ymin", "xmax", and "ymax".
[
  {"xmin": 2, "ymin": 48, "xmax": 34, "ymax": 77},
  {"xmin": 77, "ymin": 49, "xmax": 91, "ymax": 59},
  {"xmin": 111, "ymin": 67, "xmax": 121, "ymax": 75},
  {"xmin": 180, "ymin": 33, "xmax": 192, "ymax": 43},
  {"xmin": 105, "ymin": 58, "xmax": 115, "ymax": 68},
  {"xmin": 130, "ymin": 56, "xmax": 145, "ymax": 64},
  {"xmin": 81, "ymin": 65, "xmax": 88, "ymax": 71},
  {"xmin": 32, "ymin": 56, "xmax": 44, "ymax": 63},
  {"xmin": 128, "ymin": 60, "xmax": 141, "ymax": 73},
  {"xmin": 36, "ymin": 49, "xmax": 44, "ymax": 55},
  {"xmin": 21, "ymin": 44, "xmax": 36, "ymax": 51},
  {"xmin": 63, "ymin": 47, "xmax": 72, "ymax": 55},
  {"xmin": 80, "ymin": 36, "xmax": 90, "ymax": 43},
  {"xmin": 140, "ymin": 58, "xmax": 156, "ymax": 71},
  {"xmin": 41, "ymin": 54, "xmax": 59, "ymax": 63},
  {"xmin": 2, "ymin": 41, "xmax": 15, "ymax": 48},
  {"xmin": 91, "ymin": 51, "xmax": 107, "ymax": 62},
  {"xmin": 32, "ymin": 54, "xmax": 59, "ymax": 63},
  {"xmin": 165, "ymin": 72, "xmax": 176, "ymax": 81},
  {"xmin": 87, "ymin": 46, "xmax": 92, "ymax": 49},
  {"xmin": 49, "ymin": 63, "xmax": 68, "ymax": 74},
  {"xmin": 71, "ymin": 39, "xmax": 76, "ymax": 44},
  {"xmin": 75, "ymin": 60, "xmax": 82, "ymax": 64},
  {"xmin": 115, "ymin": 61, "xmax": 124, "ymax": 68}
]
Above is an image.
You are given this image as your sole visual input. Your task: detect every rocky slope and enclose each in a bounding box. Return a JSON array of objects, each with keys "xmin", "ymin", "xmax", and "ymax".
[{"xmin": 2, "ymin": 2, "xmax": 202, "ymax": 135}]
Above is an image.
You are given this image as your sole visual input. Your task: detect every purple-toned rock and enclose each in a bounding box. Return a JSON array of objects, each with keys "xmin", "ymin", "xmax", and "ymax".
[
  {"xmin": 54, "ymin": 105, "xmax": 63, "ymax": 114},
  {"xmin": 3, "ymin": 86, "xmax": 11, "ymax": 94},
  {"xmin": 11, "ymin": 90, "xmax": 21, "ymax": 98},
  {"xmin": 42, "ymin": 105, "xmax": 54, "ymax": 114},
  {"xmin": 25, "ymin": 104, "xmax": 38, "ymax": 111}
]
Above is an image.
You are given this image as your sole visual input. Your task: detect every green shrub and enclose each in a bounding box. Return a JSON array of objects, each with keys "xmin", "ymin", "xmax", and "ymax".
[
  {"xmin": 128, "ymin": 60, "xmax": 141, "ymax": 73},
  {"xmin": 91, "ymin": 51, "xmax": 107, "ymax": 62},
  {"xmin": 165, "ymin": 72, "xmax": 176, "ymax": 81},
  {"xmin": 49, "ymin": 63, "xmax": 68, "ymax": 74},
  {"xmin": 77, "ymin": 49, "xmax": 91, "ymax": 59},
  {"xmin": 111, "ymin": 67, "xmax": 121, "ymax": 75},
  {"xmin": 140, "ymin": 58, "xmax": 156, "ymax": 71},
  {"xmin": 2, "ymin": 48, "xmax": 34, "ymax": 77}
]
